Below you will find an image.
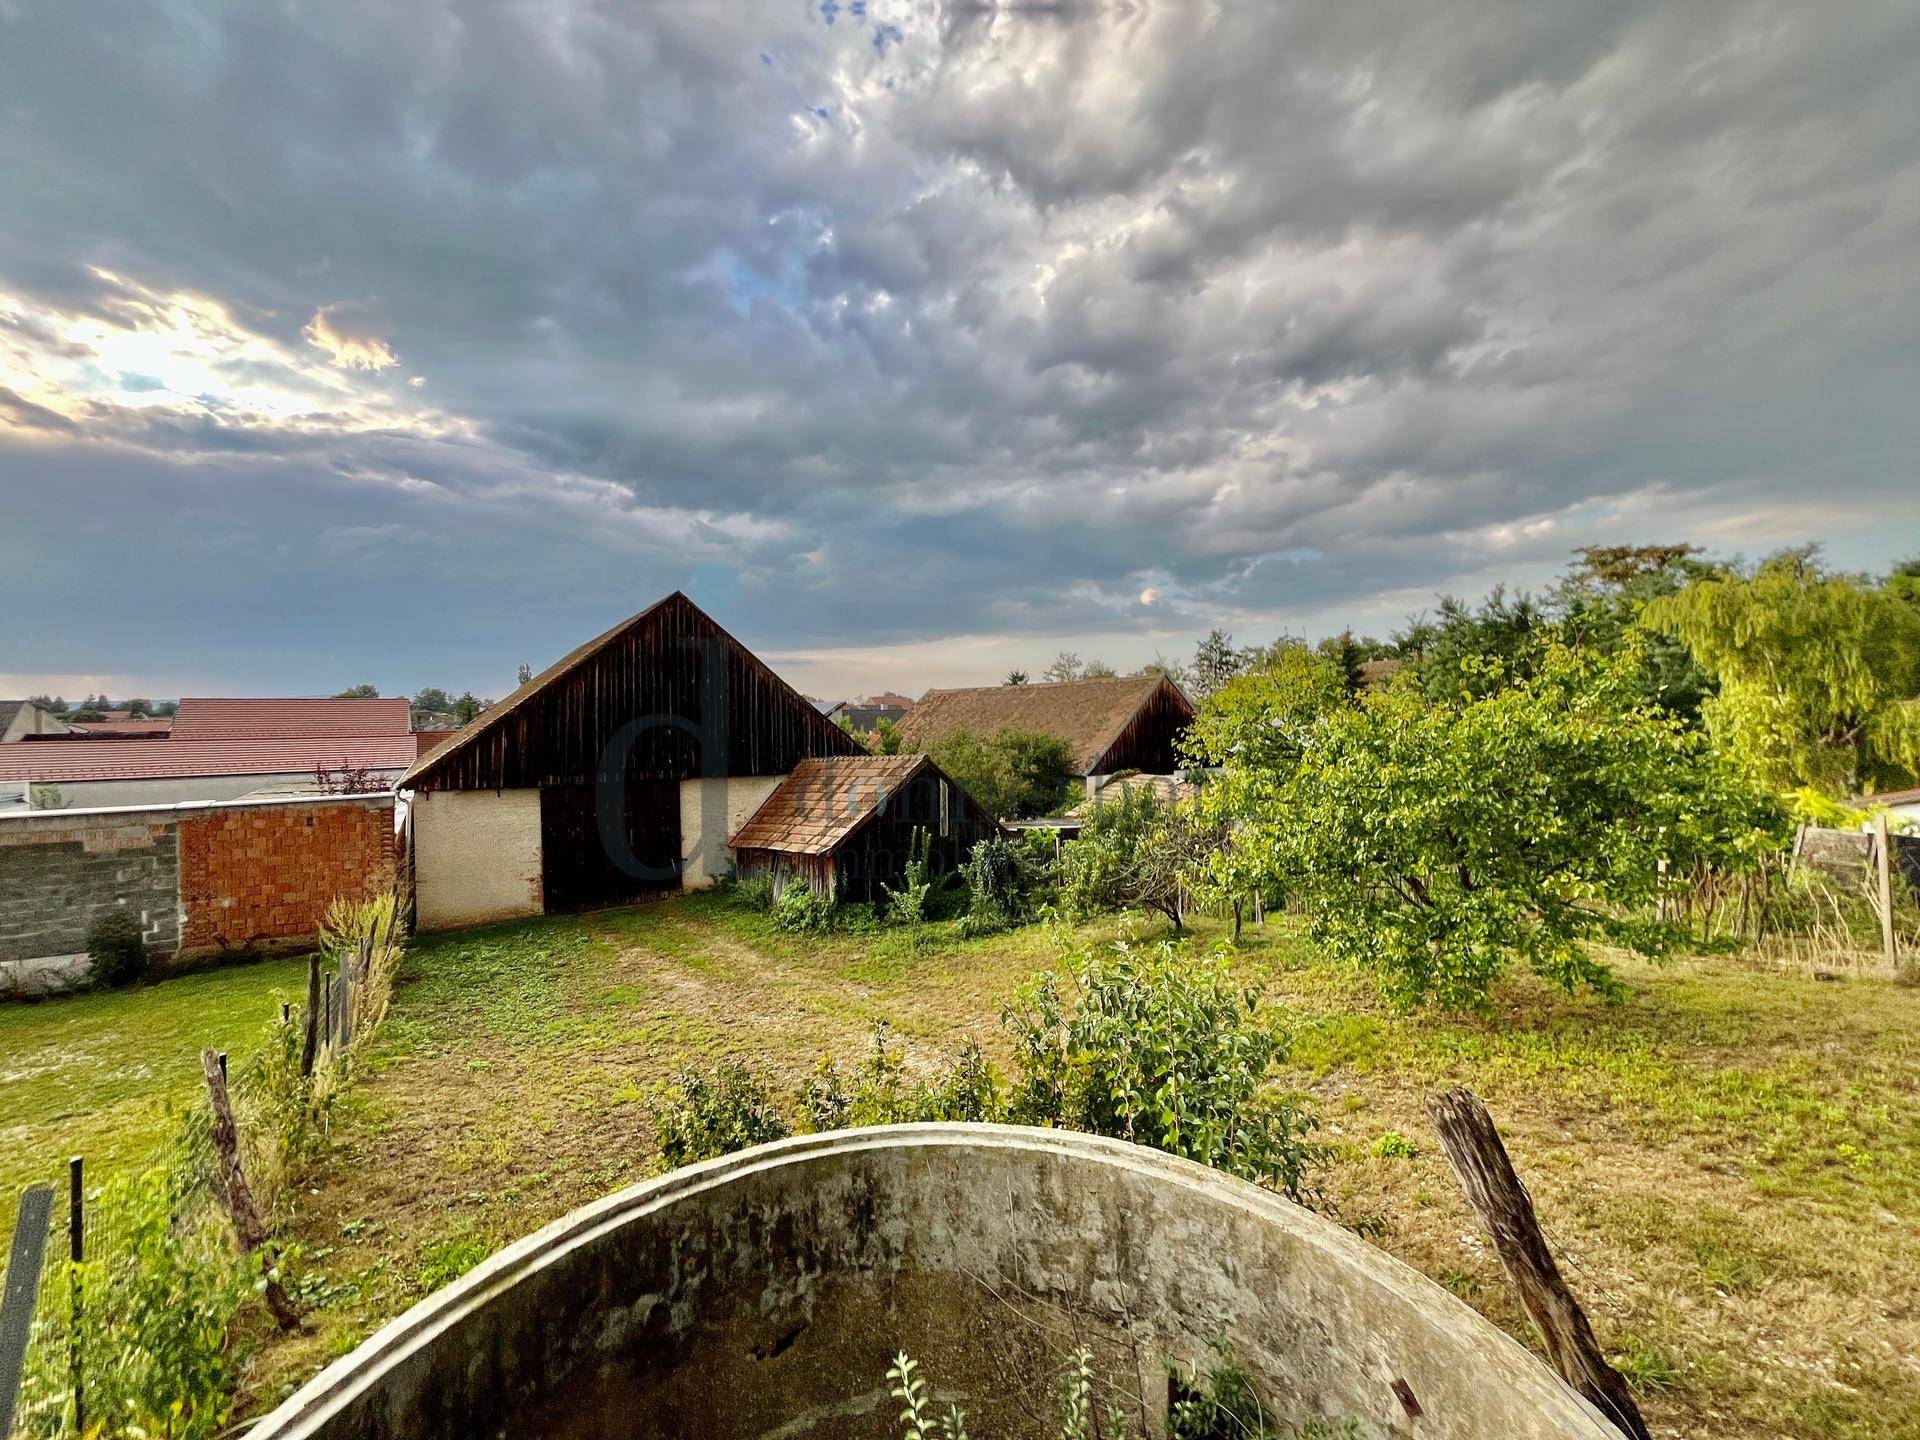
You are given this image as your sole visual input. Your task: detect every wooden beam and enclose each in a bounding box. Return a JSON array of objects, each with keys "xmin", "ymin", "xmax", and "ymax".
[{"xmin": 1426, "ymin": 1088, "xmax": 1651, "ymax": 1440}]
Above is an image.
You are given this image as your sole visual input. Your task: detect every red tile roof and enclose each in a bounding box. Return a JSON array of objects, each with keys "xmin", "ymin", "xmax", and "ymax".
[
  {"xmin": 730, "ymin": 754, "xmax": 932, "ymax": 855},
  {"xmin": 171, "ymin": 697, "xmax": 412, "ymax": 741},
  {"xmin": 0, "ymin": 736, "xmax": 417, "ymax": 783},
  {"xmin": 65, "ymin": 718, "xmax": 173, "ymax": 736}
]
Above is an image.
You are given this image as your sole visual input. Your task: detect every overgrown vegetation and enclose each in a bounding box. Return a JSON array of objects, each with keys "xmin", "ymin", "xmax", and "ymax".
[
  {"xmin": 11, "ymin": 892, "xmax": 409, "ymax": 1439},
  {"xmin": 656, "ymin": 930, "xmax": 1323, "ymax": 1201}
]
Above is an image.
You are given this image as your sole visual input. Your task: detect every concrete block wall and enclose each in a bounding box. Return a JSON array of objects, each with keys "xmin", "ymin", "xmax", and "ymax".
[
  {"xmin": 0, "ymin": 794, "xmax": 397, "ymax": 995},
  {"xmin": 0, "ymin": 816, "xmax": 179, "ymax": 966}
]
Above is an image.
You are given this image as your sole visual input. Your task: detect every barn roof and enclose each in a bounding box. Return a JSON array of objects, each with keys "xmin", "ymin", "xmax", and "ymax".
[
  {"xmin": 172, "ymin": 697, "xmax": 411, "ymax": 740},
  {"xmin": 402, "ymin": 592, "xmax": 859, "ymax": 790},
  {"xmin": 898, "ymin": 673, "xmax": 1191, "ymax": 775},
  {"xmin": 729, "ymin": 754, "xmax": 935, "ymax": 855}
]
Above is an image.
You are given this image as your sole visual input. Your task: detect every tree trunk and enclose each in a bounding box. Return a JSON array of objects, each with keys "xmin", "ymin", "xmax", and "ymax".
[
  {"xmin": 200, "ymin": 1050, "xmax": 302, "ymax": 1332},
  {"xmin": 1426, "ymin": 1088, "xmax": 1650, "ymax": 1440}
]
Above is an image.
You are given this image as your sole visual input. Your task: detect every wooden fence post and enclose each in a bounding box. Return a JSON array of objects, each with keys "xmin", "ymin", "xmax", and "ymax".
[
  {"xmin": 200, "ymin": 1051, "xmax": 301, "ymax": 1331},
  {"xmin": 69, "ymin": 1156, "xmax": 83, "ymax": 1434},
  {"xmin": 301, "ymin": 952, "xmax": 322, "ymax": 1077},
  {"xmin": 1426, "ymin": 1089, "xmax": 1650, "ymax": 1440},
  {"xmin": 1873, "ymin": 811, "xmax": 1897, "ymax": 978},
  {"xmin": 0, "ymin": 1184, "xmax": 53, "ymax": 1440}
]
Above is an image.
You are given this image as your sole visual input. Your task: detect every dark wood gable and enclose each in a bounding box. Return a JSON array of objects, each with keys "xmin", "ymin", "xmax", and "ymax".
[
  {"xmin": 406, "ymin": 592, "xmax": 862, "ymax": 792},
  {"xmin": 1088, "ymin": 676, "xmax": 1194, "ymax": 775}
]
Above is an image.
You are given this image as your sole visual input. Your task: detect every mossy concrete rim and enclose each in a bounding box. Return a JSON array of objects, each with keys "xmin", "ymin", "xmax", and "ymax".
[{"xmin": 249, "ymin": 1124, "xmax": 1620, "ymax": 1440}]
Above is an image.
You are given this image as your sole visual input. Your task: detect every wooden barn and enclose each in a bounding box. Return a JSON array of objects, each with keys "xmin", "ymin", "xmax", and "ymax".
[
  {"xmin": 898, "ymin": 673, "xmax": 1195, "ymax": 793},
  {"xmin": 401, "ymin": 593, "xmax": 863, "ymax": 929},
  {"xmin": 728, "ymin": 754, "xmax": 1001, "ymax": 901}
]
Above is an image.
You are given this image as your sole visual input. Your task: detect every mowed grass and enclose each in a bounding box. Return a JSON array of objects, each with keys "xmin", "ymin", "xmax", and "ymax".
[
  {"xmin": 0, "ymin": 954, "xmax": 314, "ymax": 1198},
  {"xmin": 6, "ymin": 898, "xmax": 1917, "ymax": 1438}
]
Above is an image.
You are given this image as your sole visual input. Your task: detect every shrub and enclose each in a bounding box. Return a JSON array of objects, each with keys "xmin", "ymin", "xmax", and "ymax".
[
  {"xmin": 86, "ymin": 907, "xmax": 148, "ymax": 987},
  {"xmin": 1056, "ymin": 785, "xmax": 1224, "ymax": 928},
  {"xmin": 319, "ymin": 888, "xmax": 406, "ymax": 1039},
  {"xmin": 801, "ymin": 1024, "xmax": 1004, "ymax": 1129},
  {"xmin": 1004, "ymin": 935, "xmax": 1324, "ymax": 1201},
  {"xmin": 729, "ymin": 871, "xmax": 777, "ymax": 912},
  {"xmin": 657, "ymin": 1061, "xmax": 793, "ymax": 1166},
  {"xmin": 881, "ymin": 827, "xmax": 934, "ymax": 924},
  {"xmin": 773, "ymin": 879, "xmax": 835, "ymax": 934},
  {"xmin": 958, "ymin": 835, "xmax": 1026, "ymax": 936},
  {"xmin": 1370, "ymin": 1131, "xmax": 1418, "ymax": 1160}
]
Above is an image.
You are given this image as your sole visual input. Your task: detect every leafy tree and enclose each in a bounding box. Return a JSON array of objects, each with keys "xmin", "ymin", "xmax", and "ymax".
[
  {"xmin": 516, "ymin": 663, "xmax": 534, "ymax": 686},
  {"xmin": 1313, "ymin": 630, "xmax": 1368, "ymax": 697},
  {"xmin": 410, "ymin": 686, "xmax": 453, "ymax": 715},
  {"xmin": 927, "ymin": 727, "xmax": 1075, "ymax": 818},
  {"xmin": 452, "ymin": 691, "xmax": 484, "ymax": 724},
  {"xmin": 1886, "ymin": 555, "xmax": 1920, "ymax": 611},
  {"xmin": 1394, "ymin": 587, "xmax": 1546, "ymax": 700},
  {"xmin": 1042, "ymin": 652, "xmax": 1084, "ymax": 683},
  {"xmin": 1553, "ymin": 543, "xmax": 1721, "ymax": 721},
  {"xmin": 1004, "ymin": 669, "xmax": 1029, "ymax": 686},
  {"xmin": 1080, "ymin": 658, "xmax": 1118, "ymax": 679},
  {"xmin": 1643, "ymin": 549, "xmax": 1920, "ymax": 795},
  {"xmin": 333, "ymin": 683, "xmax": 379, "ymax": 699},
  {"xmin": 123, "ymin": 697, "xmax": 153, "ymax": 717},
  {"xmin": 1057, "ymin": 786, "xmax": 1224, "ymax": 930},
  {"xmin": 1207, "ymin": 645, "xmax": 1778, "ymax": 1010},
  {"xmin": 872, "ymin": 715, "xmax": 905, "ymax": 755},
  {"xmin": 1188, "ymin": 628, "xmax": 1246, "ymax": 699}
]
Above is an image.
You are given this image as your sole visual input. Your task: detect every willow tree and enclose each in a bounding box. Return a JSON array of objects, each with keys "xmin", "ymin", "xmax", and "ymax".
[{"xmin": 1642, "ymin": 550, "xmax": 1920, "ymax": 797}]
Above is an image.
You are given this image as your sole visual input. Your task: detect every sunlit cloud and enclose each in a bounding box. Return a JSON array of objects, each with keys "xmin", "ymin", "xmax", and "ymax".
[{"xmin": 303, "ymin": 304, "xmax": 400, "ymax": 372}]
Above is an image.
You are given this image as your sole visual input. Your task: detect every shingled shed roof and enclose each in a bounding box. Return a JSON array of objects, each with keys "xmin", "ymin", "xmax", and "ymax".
[
  {"xmin": 899, "ymin": 673, "xmax": 1193, "ymax": 775},
  {"xmin": 730, "ymin": 754, "xmax": 937, "ymax": 855}
]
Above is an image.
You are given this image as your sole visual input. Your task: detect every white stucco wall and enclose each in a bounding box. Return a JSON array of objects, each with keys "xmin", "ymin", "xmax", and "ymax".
[
  {"xmin": 678, "ymin": 775, "xmax": 786, "ymax": 887},
  {"xmin": 413, "ymin": 789, "xmax": 544, "ymax": 930},
  {"xmin": 25, "ymin": 770, "xmax": 405, "ymax": 811}
]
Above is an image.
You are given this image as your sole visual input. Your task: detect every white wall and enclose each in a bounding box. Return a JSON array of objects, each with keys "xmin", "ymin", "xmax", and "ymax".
[
  {"xmin": 27, "ymin": 770, "xmax": 405, "ymax": 811},
  {"xmin": 413, "ymin": 789, "xmax": 544, "ymax": 930},
  {"xmin": 679, "ymin": 775, "xmax": 785, "ymax": 888}
]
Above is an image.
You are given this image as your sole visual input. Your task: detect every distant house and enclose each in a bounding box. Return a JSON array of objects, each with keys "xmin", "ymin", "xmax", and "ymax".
[
  {"xmin": 899, "ymin": 673, "xmax": 1195, "ymax": 792},
  {"xmin": 64, "ymin": 717, "xmax": 172, "ymax": 738},
  {"xmin": 171, "ymin": 696, "xmax": 412, "ymax": 740},
  {"xmin": 400, "ymin": 592, "xmax": 866, "ymax": 929},
  {"xmin": 840, "ymin": 702, "xmax": 909, "ymax": 733},
  {"xmin": 729, "ymin": 753, "xmax": 1000, "ymax": 900},
  {"xmin": 0, "ymin": 695, "xmax": 417, "ymax": 809},
  {"xmin": 0, "ymin": 700, "xmax": 77, "ymax": 743},
  {"xmin": 862, "ymin": 692, "xmax": 915, "ymax": 712},
  {"xmin": 0, "ymin": 736, "xmax": 418, "ymax": 810}
]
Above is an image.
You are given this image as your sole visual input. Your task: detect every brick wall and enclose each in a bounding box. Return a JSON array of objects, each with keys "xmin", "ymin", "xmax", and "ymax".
[
  {"xmin": 0, "ymin": 817, "xmax": 179, "ymax": 964},
  {"xmin": 0, "ymin": 796, "xmax": 398, "ymax": 992},
  {"xmin": 178, "ymin": 800, "xmax": 398, "ymax": 954}
]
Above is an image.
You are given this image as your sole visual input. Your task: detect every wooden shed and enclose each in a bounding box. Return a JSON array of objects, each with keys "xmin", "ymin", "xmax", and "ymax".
[
  {"xmin": 898, "ymin": 673, "xmax": 1195, "ymax": 782},
  {"xmin": 401, "ymin": 593, "xmax": 862, "ymax": 929},
  {"xmin": 729, "ymin": 754, "xmax": 1001, "ymax": 901}
]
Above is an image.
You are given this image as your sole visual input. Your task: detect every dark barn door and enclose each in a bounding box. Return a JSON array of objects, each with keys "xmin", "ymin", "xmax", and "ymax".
[{"xmin": 540, "ymin": 779, "xmax": 681, "ymax": 913}]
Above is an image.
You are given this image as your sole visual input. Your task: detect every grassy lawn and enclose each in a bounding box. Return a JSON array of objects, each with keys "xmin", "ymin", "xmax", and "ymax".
[
  {"xmin": 0, "ymin": 955, "xmax": 315, "ymax": 1199},
  {"xmin": 8, "ymin": 898, "xmax": 1916, "ymax": 1438}
]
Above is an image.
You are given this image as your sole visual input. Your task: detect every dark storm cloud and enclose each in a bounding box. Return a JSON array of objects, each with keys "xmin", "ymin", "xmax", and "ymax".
[{"xmin": 2, "ymin": 0, "xmax": 1918, "ymax": 693}]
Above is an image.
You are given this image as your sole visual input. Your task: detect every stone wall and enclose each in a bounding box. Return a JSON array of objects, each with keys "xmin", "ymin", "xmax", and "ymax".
[{"xmin": 0, "ymin": 794, "xmax": 398, "ymax": 996}]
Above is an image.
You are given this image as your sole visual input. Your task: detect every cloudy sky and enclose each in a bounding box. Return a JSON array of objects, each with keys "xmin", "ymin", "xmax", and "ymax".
[{"xmin": 3, "ymin": 1, "xmax": 1917, "ymax": 703}]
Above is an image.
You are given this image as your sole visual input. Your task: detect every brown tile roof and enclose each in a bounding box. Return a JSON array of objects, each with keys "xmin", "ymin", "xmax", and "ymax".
[
  {"xmin": 898, "ymin": 674, "xmax": 1182, "ymax": 774},
  {"xmin": 729, "ymin": 754, "xmax": 933, "ymax": 855},
  {"xmin": 65, "ymin": 718, "xmax": 172, "ymax": 736},
  {"xmin": 0, "ymin": 736, "xmax": 417, "ymax": 783},
  {"xmin": 171, "ymin": 697, "xmax": 412, "ymax": 740},
  {"xmin": 1358, "ymin": 658, "xmax": 1403, "ymax": 688}
]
